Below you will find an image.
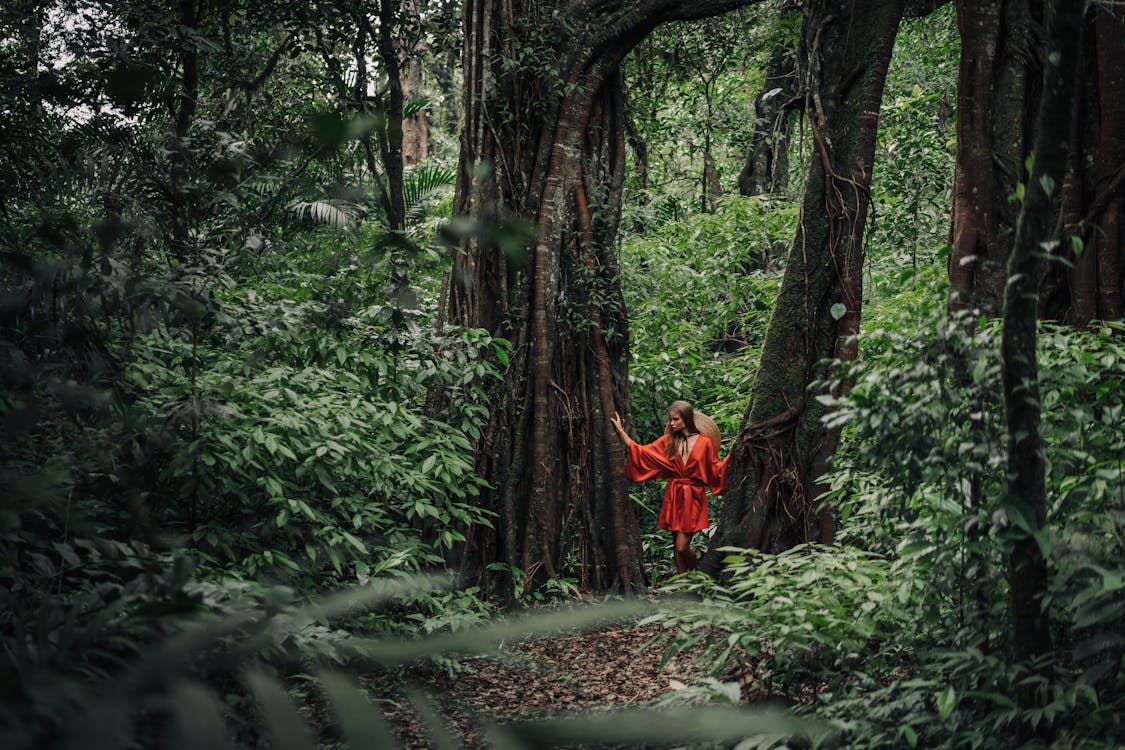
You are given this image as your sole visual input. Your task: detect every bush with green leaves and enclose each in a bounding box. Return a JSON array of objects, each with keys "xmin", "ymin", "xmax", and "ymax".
[
  {"xmin": 830, "ymin": 276, "xmax": 1123, "ymax": 656},
  {"xmin": 822, "ymin": 287, "xmax": 1123, "ymax": 748},
  {"xmin": 125, "ymin": 237, "xmax": 503, "ymax": 583},
  {"xmin": 657, "ymin": 544, "xmax": 923, "ymax": 696}
]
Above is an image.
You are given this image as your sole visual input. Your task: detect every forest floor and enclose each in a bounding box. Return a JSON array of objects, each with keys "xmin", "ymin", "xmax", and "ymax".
[
  {"xmin": 357, "ymin": 611, "xmax": 793, "ymax": 749},
  {"xmin": 375, "ymin": 619, "xmax": 713, "ymax": 748}
]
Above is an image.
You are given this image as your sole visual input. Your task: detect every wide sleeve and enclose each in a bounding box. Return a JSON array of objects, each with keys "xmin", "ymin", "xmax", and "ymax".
[
  {"xmin": 626, "ymin": 435, "xmax": 675, "ymax": 482},
  {"xmin": 697, "ymin": 438, "xmax": 730, "ymax": 495}
]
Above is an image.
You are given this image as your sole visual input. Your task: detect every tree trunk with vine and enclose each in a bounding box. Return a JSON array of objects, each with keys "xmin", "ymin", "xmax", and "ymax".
[
  {"xmin": 703, "ymin": 0, "xmax": 905, "ymax": 566},
  {"xmin": 447, "ymin": 0, "xmax": 758, "ymax": 593}
]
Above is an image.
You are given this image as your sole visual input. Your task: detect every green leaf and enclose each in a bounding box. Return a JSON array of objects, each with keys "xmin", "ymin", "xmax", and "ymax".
[
  {"xmin": 167, "ymin": 681, "xmax": 236, "ymax": 750},
  {"xmin": 243, "ymin": 669, "xmax": 317, "ymax": 750},
  {"xmin": 937, "ymin": 685, "xmax": 957, "ymax": 719},
  {"xmin": 317, "ymin": 671, "xmax": 397, "ymax": 749}
]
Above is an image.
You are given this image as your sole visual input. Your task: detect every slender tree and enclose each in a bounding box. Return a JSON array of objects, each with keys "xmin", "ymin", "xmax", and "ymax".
[
  {"xmin": 311, "ymin": 0, "xmax": 410, "ymax": 230},
  {"xmin": 170, "ymin": 0, "xmax": 203, "ymax": 261},
  {"xmin": 1001, "ymin": 0, "xmax": 1082, "ymax": 738},
  {"xmin": 447, "ymin": 0, "xmax": 759, "ymax": 593},
  {"xmin": 703, "ymin": 0, "xmax": 907, "ymax": 564}
]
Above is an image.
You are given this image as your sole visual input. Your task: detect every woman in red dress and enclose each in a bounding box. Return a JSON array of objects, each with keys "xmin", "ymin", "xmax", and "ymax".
[{"xmin": 609, "ymin": 401, "xmax": 729, "ymax": 573}]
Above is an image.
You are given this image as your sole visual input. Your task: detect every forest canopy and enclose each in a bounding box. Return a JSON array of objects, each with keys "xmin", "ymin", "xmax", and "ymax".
[{"xmin": 1, "ymin": 0, "xmax": 1122, "ymax": 748}]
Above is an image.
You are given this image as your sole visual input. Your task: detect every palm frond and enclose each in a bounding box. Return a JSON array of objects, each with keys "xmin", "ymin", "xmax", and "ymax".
[
  {"xmin": 402, "ymin": 163, "xmax": 455, "ymax": 224},
  {"xmin": 287, "ymin": 199, "xmax": 362, "ymax": 232},
  {"xmin": 403, "ymin": 97, "xmax": 431, "ymax": 120}
]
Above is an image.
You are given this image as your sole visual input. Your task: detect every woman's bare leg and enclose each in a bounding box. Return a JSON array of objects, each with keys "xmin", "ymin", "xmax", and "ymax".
[{"xmin": 673, "ymin": 531, "xmax": 696, "ymax": 573}]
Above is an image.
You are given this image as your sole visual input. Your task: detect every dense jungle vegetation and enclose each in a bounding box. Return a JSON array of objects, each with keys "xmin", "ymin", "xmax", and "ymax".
[{"xmin": 1, "ymin": 0, "xmax": 1122, "ymax": 748}]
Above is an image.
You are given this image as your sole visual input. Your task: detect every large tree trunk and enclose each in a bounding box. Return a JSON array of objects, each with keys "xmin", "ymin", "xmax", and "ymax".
[
  {"xmin": 447, "ymin": 0, "xmax": 758, "ymax": 593},
  {"xmin": 1002, "ymin": 1, "xmax": 1081, "ymax": 738},
  {"xmin": 951, "ymin": 1, "xmax": 1124, "ymax": 322},
  {"xmin": 1047, "ymin": 7, "xmax": 1125, "ymax": 324},
  {"xmin": 702, "ymin": 0, "xmax": 905, "ymax": 568},
  {"xmin": 948, "ymin": 0, "xmax": 1039, "ymax": 318}
]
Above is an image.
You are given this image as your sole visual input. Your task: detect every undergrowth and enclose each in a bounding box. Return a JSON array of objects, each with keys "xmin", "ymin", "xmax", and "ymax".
[{"xmin": 656, "ymin": 275, "xmax": 1124, "ymax": 748}]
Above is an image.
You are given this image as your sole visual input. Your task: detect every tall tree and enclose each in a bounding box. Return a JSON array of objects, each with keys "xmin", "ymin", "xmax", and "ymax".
[
  {"xmin": 1001, "ymin": 0, "xmax": 1082, "ymax": 738},
  {"xmin": 170, "ymin": 0, "xmax": 203, "ymax": 261},
  {"xmin": 702, "ymin": 0, "xmax": 907, "ymax": 564},
  {"xmin": 1049, "ymin": 6, "xmax": 1124, "ymax": 323},
  {"xmin": 950, "ymin": 0, "xmax": 1124, "ymax": 323},
  {"xmin": 447, "ymin": 0, "xmax": 757, "ymax": 592}
]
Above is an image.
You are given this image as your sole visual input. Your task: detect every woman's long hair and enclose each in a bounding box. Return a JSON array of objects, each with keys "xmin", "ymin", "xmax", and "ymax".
[{"xmin": 664, "ymin": 400, "xmax": 699, "ymax": 460}]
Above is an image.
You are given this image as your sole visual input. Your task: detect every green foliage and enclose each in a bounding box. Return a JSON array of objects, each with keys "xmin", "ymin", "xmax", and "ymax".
[
  {"xmin": 658, "ymin": 545, "xmax": 922, "ymax": 695},
  {"xmin": 807, "ymin": 285, "xmax": 1122, "ymax": 746},
  {"xmin": 128, "ymin": 278, "xmax": 500, "ymax": 579},
  {"xmin": 623, "ymin": 3, "xmax": 788, "ymax": 203},
  {"xmin": 866, "ymin": 5, "xmax": 958, "ymax": 300},
  {"xmin": 1, "ymin": 6, "xmax": 501, "ymax": 745},
  {"xmin": 402, "ymin": 163, "xmax": 456, "ymax": 225},
  {"xmin": 622, "ymin": 195, "xmax": 795, "ymax": 440},
  {"xmin": 484, "ymin": 562, "xmax": 584, "ymax": 606}
]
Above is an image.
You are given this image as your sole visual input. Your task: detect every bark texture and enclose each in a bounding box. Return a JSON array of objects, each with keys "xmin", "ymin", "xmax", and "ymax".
[
  {"xmin": 1046, "ymin": 7, "xmax": 1125, "ymax": 323},
  {"xmin": 448, "ymin": 0, "xmax": 759, "ymax": 593},
  {"xmin": 1001, "ymin": 0, "xmax": 1081, "ymax": 736},
  {"xmin": 702, "ymin": 0, "xmax": 905, "ymax": 567},
  {"xmin": 951, "ymin": 1, "xmax": 1124, "ymax": 323},
  {"xmin": 400, "ymin": 0, "xmax": 430, "ymax": 166}
]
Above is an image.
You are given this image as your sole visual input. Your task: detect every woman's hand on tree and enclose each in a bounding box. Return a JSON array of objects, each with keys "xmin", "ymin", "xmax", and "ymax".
[{"xmin": 610, "ymin": 411, "xmax": 633, "ymax": 446}]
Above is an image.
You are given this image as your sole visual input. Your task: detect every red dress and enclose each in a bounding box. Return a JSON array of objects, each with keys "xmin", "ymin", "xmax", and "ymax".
[{"xmin": 626, "ymin": 434, "xmax": 729, "ymax": 532}]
